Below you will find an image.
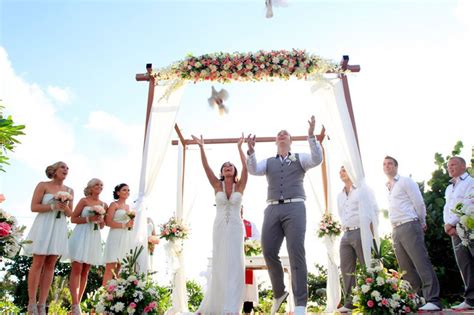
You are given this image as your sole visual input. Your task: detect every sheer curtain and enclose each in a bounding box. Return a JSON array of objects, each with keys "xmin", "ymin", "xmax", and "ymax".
[
  {"xmin": 311, "ymin": 78, "xmax": 380, "ymax": 310},
  {"xmin": 133, "ymin": 81, "xmax": 186, "ymax": 274}
]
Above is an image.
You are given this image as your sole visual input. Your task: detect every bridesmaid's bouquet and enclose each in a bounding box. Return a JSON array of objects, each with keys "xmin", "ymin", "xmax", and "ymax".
[
  {"xmin": 0, "ymin": 194, "xmax": 30, "ymax": 259},
  {"xmin": 452, "ymin": 194, "xmax": 474, "ymax": 246},
  {"xmin": 53, "ymin": 191, "xmax": 72, "ymax": 218},
  {"xmin": 244, "ymin": 239, "xmax": 262, "ymax": 256},
  {"xmin": 148, "ymin": 235, "xmax": 160, "ymax": 255},
  {"xmin": 91, "ymin": 205, "xmax": 106, "ymax": 230},
  {"xmin": 317, "ymin": 213, "xmax": 342, "ymax": 238},
  {"xmin": 159, "ymin": 217, "xmax": 189, "ymax": 241},
  {"xmin": 125, "ymin": 210, "xmax": 136, "ymax": 231}
]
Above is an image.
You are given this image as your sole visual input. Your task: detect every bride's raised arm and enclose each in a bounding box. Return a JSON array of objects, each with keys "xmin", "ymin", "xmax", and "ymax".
[
  {"xmin": 236, "ymin": 133, "xmax": 248, "ymax": 193},
  {"xmin": 192, "ymin": 135, "xmax": 220, "ymax": 191}
]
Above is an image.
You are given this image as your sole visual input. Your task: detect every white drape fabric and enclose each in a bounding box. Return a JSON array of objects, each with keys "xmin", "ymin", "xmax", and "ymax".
[
  {"xmin": 134, "ymin": 81, "xmax": 186, "ymax": 275},
  {"xmin": 310, "ymin": 78, "xmax": 379, "ymax": 310},
  {"xmin": 166, "ymin": 141, "xmax": 189, "ymax": 314}
]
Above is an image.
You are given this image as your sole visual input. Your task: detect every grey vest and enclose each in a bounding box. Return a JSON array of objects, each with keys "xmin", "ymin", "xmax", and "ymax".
[{"xmin": 266, "ymin": 153, "xmax": 306, "ymax": 201}]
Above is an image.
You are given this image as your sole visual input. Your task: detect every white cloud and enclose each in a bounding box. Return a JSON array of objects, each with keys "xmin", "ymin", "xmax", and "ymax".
[
  {"xmin": 47, "ymin": 85, "xmax": 73, "ymax": 104},
  {"xmin": 85, "ymin": 110, "xmax": 143, "ymax": 148},
  {"xmin": 0, "ymin": 47, "xmax": 143, "ymax": 228},
  {"xmin": 454, "ymin": 0, "xmax": 474, "ymax": 32}
]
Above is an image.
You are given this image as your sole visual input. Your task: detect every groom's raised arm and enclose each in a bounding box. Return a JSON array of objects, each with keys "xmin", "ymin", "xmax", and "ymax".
[
  {"xmin": 299, "ymin": 116, "xmax": 323, "ymax": 171},
  {"xmin": 246, "ymin": 133, "xmax": 266, "ymax": 176}
]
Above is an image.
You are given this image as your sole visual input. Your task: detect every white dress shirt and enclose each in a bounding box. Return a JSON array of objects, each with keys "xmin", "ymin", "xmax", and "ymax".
[
  {"xmin": 443, "ymin": 172, "xmax": 474, "ymax": 226},
  {"xmin": 337, "ymin": 186, "xmax": 360, "ymax": 229},
  {"xmin": 247, "ymin": 136, "xmax": 323, "ymax": 175},
  {"xmin": 386, "ymin": 174, "xmax": 426, "ymax": 225}
]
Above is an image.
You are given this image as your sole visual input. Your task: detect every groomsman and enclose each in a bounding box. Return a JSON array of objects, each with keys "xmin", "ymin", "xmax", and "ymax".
[
  {"xmin": 241, "ymin": 206, "xmax": 261, "ymax": 315},
  {"xmin": 336, "ymin": 166, "xmax": 366, "ymax": 313},
  {"xmin": 443, "ymin": 156, "xmax": 474, "ymax": 310},
  {"xmin": 247, "ymin": 115, "xmax": 323, "ymax": 315},
  {"xmin": 383, "ymin": 156, "xmax": 442, "ymax": 311}
]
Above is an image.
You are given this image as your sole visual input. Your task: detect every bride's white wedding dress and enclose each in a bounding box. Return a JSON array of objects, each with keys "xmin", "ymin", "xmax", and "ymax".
[{"xmin": 197, "ymin": 185, "xmax": 245, "ymax": 315}]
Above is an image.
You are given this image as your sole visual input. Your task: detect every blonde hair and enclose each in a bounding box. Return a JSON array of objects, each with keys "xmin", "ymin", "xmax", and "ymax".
[
  {"xmin": 84, "ymin": 178, "xmax": 103, "ymax": 196},
  {"xmin": 45, "ymin": 161, "xmax": 66, "ymax": 179}
]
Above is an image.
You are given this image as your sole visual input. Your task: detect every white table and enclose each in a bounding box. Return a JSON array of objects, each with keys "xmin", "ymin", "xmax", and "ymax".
[{"xmin": 245, "ymin": 255, "xmax": 294, "ymax": 313}]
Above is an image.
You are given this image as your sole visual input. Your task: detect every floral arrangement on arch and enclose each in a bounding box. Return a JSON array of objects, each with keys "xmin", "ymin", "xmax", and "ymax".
[
  {"xmin": 452, "ymin": 193, "xmax": 474, "ymax": 246},
  {"xmin": 352, "ymin": 263, "xmax": 424, "ymax": 314},
  {"xmin": 152, "ymin": 49, "xmax": 342, "ymax": 84},
  {"xmin": 93, "ymin": 246, "xmax": 161, "ymax": 314},
  {"xmin": 0, "ymin": 194, "xmax": 30, "ymax": 259},
  {"xmin": 317, "ymin": 213, "xmax": 342, "ymax": 238},
  {"xmin": 159, "ymin": 216, "xmax": 189, "ymax": 241},
  {"xmin": 244, "ymin": 239, "xmax": 262, "ymax": 257}
]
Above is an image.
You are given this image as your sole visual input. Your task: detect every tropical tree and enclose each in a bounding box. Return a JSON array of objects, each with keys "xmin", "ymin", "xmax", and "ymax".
[{"xmin": 0, "ymin": 101, "xmax": 25, "ymax": 172}]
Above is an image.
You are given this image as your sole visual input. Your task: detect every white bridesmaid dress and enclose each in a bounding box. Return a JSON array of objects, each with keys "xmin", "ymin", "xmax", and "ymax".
[
  {"xmin": 68, "ymin": 205, "xmax": 103, "ymax": 265},
  {"xmin": 22, "ymin": 193, "xmax": 69, "ymax": 258},
  {"xmin": 103, "ymin": 208, "xmax": 133, "ymax": 263}
]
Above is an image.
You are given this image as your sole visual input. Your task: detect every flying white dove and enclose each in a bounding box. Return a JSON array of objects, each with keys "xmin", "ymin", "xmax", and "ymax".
[
  {"xmin": 265, "ymin": 0, "xmax": 288, "ymax": 18},
  {"xmin": 208, "ymin": 86, "xmax": 229, "ymax": 115}
]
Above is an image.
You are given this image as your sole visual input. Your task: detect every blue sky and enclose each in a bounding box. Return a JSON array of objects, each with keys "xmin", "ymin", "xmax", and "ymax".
[{"xmin": 1, "ymin": 0, "xmax": 473, "ymax": 283}]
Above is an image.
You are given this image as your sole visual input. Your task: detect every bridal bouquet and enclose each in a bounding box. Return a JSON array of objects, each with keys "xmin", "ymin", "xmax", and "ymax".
[
  {"xmin": 159, "ymin": 217, "xmax": 189, "ymax": 241},
  {"xmin": 452, "ymin": 194, "xmax": 474, "ymax": 246},
  {"xmin": 0, "ymin": 195, "xmax": 30, "ymax": 259},
  {"xmin": 91, "ymin": 205, "xmax": 106, "ymax": 230},
  {"xmin": 53, "ymin": 191, "xmax": 72, "ymax": 218},
  {"xmin": 352, "ymin": 263, "xmax": 423, "ymax": 314},
  {"xmin": 244, "ymin": 239, "xmax": 262, "ymax": 256},
  {"xmin": 317, "ymin": 213, "xmax": 342, "ymax": 238},
  {"xmin": 94, "ymin": 246, "xmax": 161, "ymax": 314}
]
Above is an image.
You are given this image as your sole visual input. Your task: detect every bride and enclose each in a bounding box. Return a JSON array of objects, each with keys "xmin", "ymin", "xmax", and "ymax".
[{"xmin": 192, "ymin": 134, "xmax": 248, "ymax": 315}]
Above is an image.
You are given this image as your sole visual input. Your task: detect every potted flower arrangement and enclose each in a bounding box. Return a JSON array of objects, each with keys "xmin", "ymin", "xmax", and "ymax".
[{"xmin": 94, "ymin": 246, "xmax": 161, "ymax": 314}]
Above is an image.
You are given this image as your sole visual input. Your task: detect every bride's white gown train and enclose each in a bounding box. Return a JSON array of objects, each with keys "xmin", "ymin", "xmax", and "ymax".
[{"xmin": 197, "ymin": 187, "xmax": 245, "ymax": 315}]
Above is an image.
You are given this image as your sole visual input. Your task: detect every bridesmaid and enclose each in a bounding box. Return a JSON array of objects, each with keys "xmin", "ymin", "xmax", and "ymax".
[
  {"xmin": 23, "ymin": 161, "xmax": 74, "ymax": 315},
  {"xmin": 68, "ymin": 178, "xmax": 106, "ymax": 315},
  {"xmin": 102, "ymin": 183, "xmax": 134, "ymax": 285}
]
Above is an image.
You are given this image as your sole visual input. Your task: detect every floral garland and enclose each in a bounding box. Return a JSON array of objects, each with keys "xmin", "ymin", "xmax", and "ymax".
[{"xmin": 152, "ymin": 49, "xmax": 341, "ymax": 84}]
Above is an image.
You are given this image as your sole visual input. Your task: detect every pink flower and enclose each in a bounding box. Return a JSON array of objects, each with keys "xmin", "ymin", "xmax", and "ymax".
[
  {"xmin": 404, "ymin": 306, "xmax": 411, "ymax": 313},
  {"xmin": 134, "ymin": 280, "xmax": 139, "ymax": 285},
  {"xmin": 172, "ymin": 228, "xmax": 177, "ymax": 233},
  {"xmin": 381, "ymin": 298, "xmax": 389, "ymax": 306},
  {"xmin": 367, "ymin": 300, "xmax": 374, "ymax": 308},
  {"xmin": 106, "ymin": 284, "xmax": 116, "ymax": 292},
  {"xmin": 129, "ymin": 302, "xmax": 137, "ymax": 309},
  {"xmin": 149, "ymin": 302, "xmax": 157, "ymax": 308},
  {"xmin": 408, "ymin": 293, "xmax": 415, "ymax": 299},
  {"xmin": 107, "ymin": 294, "xmax": 113, "ymax": 301},
  {"xmin": 144, "ymin": 306, "xmax": 152, "ymax": 313},
  {"xmin": 0, "ymin": 194, "xmax": 5, "ymax": 203},
  {"xmin": 0, "ymin": 222, "xmax": 11, "ymax": 237},
  {"xmin": 392, "ymin": 284, "xmax": 398, "ymax": 290},
  {"xmin": 366, "ymin": 277, "xmax": 373, "ymax": 284}
]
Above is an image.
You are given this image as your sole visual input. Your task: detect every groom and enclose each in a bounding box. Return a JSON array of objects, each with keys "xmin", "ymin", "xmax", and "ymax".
[{"xmin": 246, "ymin": 116, "xmax": 323, "ymax": 315}]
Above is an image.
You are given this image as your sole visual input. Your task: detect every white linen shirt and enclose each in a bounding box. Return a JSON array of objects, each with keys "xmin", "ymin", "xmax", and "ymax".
[
  {"xmin": 443, "ymin": 172, "xmax": 474, "ymax": 226},
  {"xmin": 337, "ymin": 187, "xmax": 360, "ymax": 228},
  {"xmin": 247, "ymin": 136, "xmax": 323, "ymax": 175},
  {"xmin": 386, "ymin": 174, "xmax": 426, "ymax": 225}
]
